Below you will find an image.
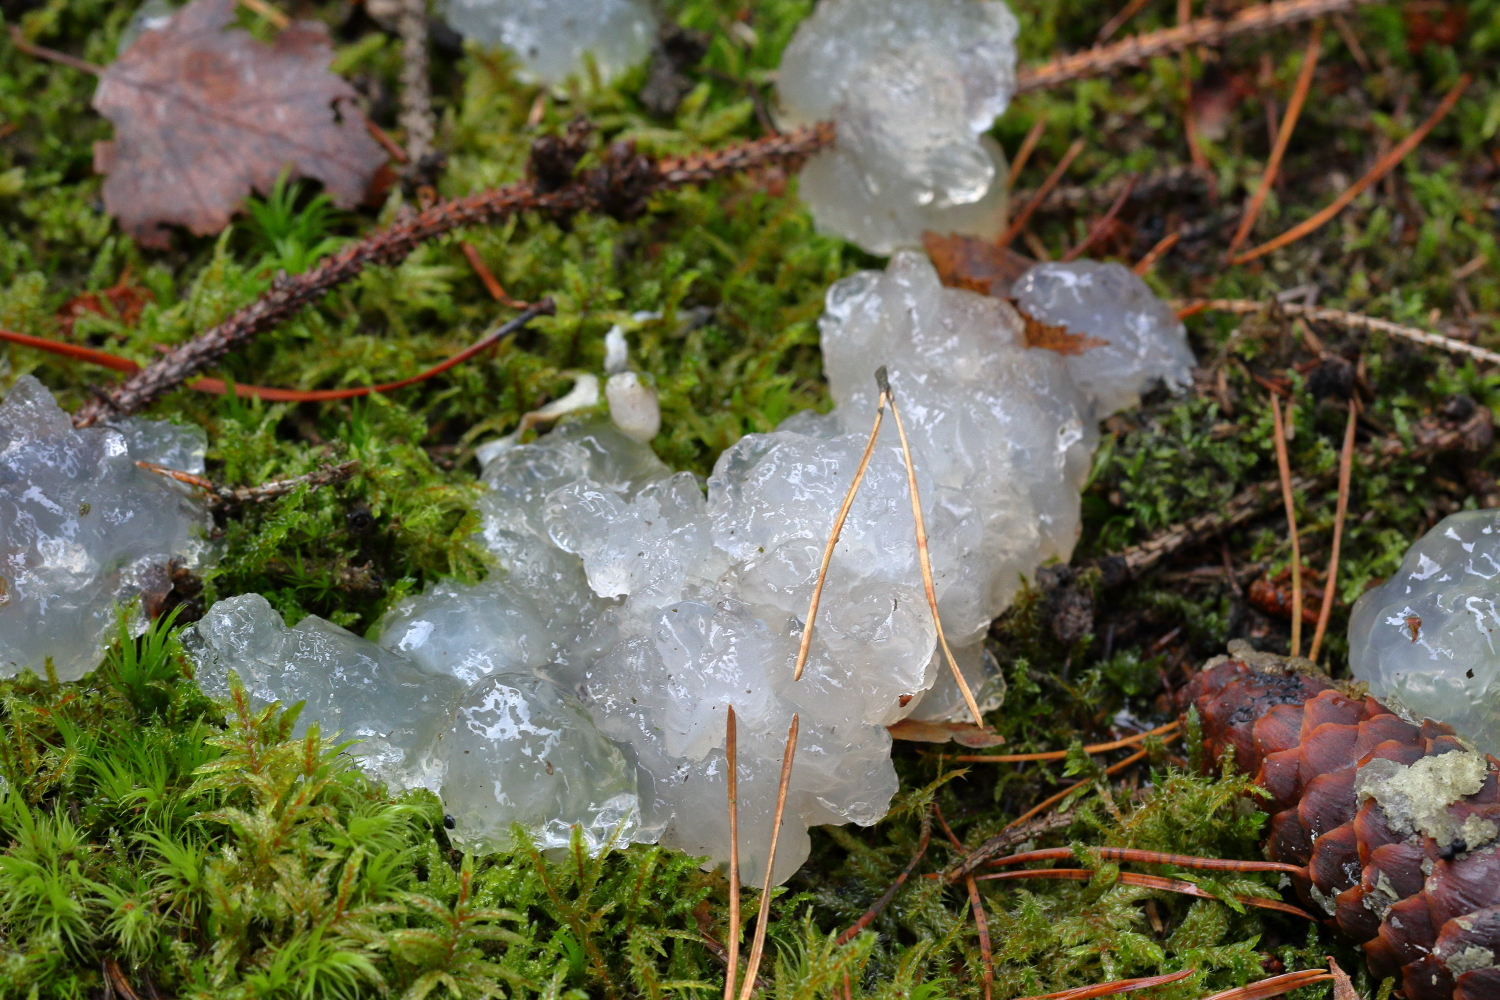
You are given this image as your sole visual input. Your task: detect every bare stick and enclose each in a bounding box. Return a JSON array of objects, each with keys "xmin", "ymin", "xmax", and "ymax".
[
  {"xmin": 1132, "ymin": 231, "xmax": 1180, "ymax": 274},
  {"xmin": 1224, "ymin": 21, "xmax": 1324, "ymax": 261},
  {"xmin": 1233, "ymin": 74, "xmax": 1470, "ymax": 264},
  {"xmin": 1015, "ymin": 0, "xmax": 1378, "ymax": 93},
  {"xmin": 999, "ymin": 139, "xmax": 1085, "ymax": 250},
  {"xmin": 793, "ymin": 375, "xmax": 888, "ymax": 681},
  {"xmin": 883, "ymin": 371, "xmax": 986, "ymax": 727},
  {"xmin": 1269, "ymin": 392, "xmax": 1303, "ymax": 656},
  {"xmin": 1059, "ymin": 174, "xmax": 1136, "ymax": 262},
  {"xmin": 723, "ymin": 706, "xmax": 740, "ymax": 1000},
  {"xmin": 71, "ymin": 122, "xmax": 834, "ymax": 425},
  {"xmin": 1007, "ymin": 114, "xmax": 1049, "ymax": 187},
  {"xmin": 1308, "ymin": 399, "xmax": 1357, "ymax": 661},
  {"xmin": 736, "ymin": 714, "xmax": 799, "ymax": 1000}
]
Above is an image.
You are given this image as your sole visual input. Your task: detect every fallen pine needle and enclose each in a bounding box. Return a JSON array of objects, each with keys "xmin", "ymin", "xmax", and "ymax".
[
  {"xmin": 973, "ymin": 868, "xmax": 1315, "ymax": 919},
  {"xmin": 1132, "ymin": 231, "xmax": 1180, "ymax": 275},
  {"xmin": 1060, "ymin": 174, "xmax": 1136, "ymax": 262},
  {"xmin": 835, "ymin": 805, "xmax": 933, "ymax": 947},
  {"xmin": 951, "ymin": 720, "xmax": 1177, "ymax": 763},
  {"xmin": 1010, "ymin": 968, "xmax": 1195, "ymax": 1000},
  {"xmin": 8, "ymin": 25, "xmax": 102, "ymax": 74},
  {"xmin": 1224, "ymin": 20, "xmax": 1323, "ymax": 261},
  {"xmin": 1008, "ymin": 114, "xmax": 1050, "ymax": 187},
  {"xmin": 1308, "ymin": 398, "xmax": 1357, "ymax": 662},
  {"xmin": 883, "ymin": 369, "xmax": 986, "ymax": 727},
  {"xmin": 1233, "ymin": 73, "xmax": 1471, "ymax": 264},
  {"xmin": 936, "ymin": 806, "xmax": 993, "ymax": 1000},
  {"xmin": 460, "ymin": 242, "xmax": 531, "ymax": 309},
  {"xmin": 1269, "ymin": 392, "xmax": 1303, "ymax": 657},
  {"xmin": 1000, "ymin": 139, "xmax": 1086, "ymax": 251},
  {"xmin": 736, "ymin": 714, "xmax": 798, "ymax": 1000},
  {"xmin": 985, "ymin": 847, "xmax": 1302, "ymax": 875},
  {"xmin": 1096, "ymin": 0, "xmax": 1156, "ymax": 44},
  {"xmin": 723, "ymin": 706, "xmax": 740, "ymax": 1000},
  {"xmin": 1199, "ymin": 969, "xmax": 1334, "ymax": 1000},
  {"xmin": 793, "ymin": 373, "xmax": 889, "ymax": 681}
]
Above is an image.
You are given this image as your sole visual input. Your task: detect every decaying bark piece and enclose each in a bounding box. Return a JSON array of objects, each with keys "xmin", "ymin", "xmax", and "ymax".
[{"xmin": 92, "ymin": 0, "xmax": 388, "ymax": 248}]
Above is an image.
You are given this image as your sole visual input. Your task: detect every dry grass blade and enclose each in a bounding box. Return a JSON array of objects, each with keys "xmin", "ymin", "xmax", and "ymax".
[
  {"xmin": 974, "ymin": 868, "xmax": 1316, "ymax": 919},
  {"xmin": 1132, "ymin": 231, "xmax": 1180, "ymax": 275},
  {"xmin": 952, "ymin": 720, "xmax": 1178, "ymax": 763},
  {"xmin": 1016, "ymin": 0, "xmax": 1377, "ymax": 92},
  {"xmin": 999, "ymin": 139, "xmax": 1086, "ymax": 250},
  {"xmin": 1011, "ymin": 968, "xmax": 1196, "ymax": 1000},
  {"xmin": 835, "ymin": 805, "xmax": 933, "ymax": 946},
  {"xmin": 936, "ymin": 806, "xmax": 994, "ymax": 1000},
  {"xmin": 1308, "ymin": 399, "xmax": 1357, "ymax": 661},
  {"xmin": 723, "ymin": 706, "xmax": 740, "ymax": 1000},
  {"xmin": 793, "ymin": 374, "xmax": 889, "ymax": 681},
  {"xmin": 881, "ymin": 370, "xmax": 985, "ymax": 727},
  {"xmin": 1269, "ymin": 392, "xmax": 1303, "ymax": 656},
  {"xmin": 1059, "ymin": 174, "xmax": 1136, "ymax": 262},
  {"xmin": 986, "ymin": 847, "xmax": 1302, "ymax": 875},
  {"xmin": 736, "ymin": 714, "xmax": 799, "ymax": 1000},
  {"xmin": 1233, "ymin": 74, "xmax": 1471, "ymax": 264},
  {"xmin": 1224, "ymin": 21, "xmax": 1324, "ymax": 261},
  {"xmin": 1200, "ymin": 970, "xmax": 1334, "ymax": 1000},
  {"xmin": 1008, "ymin": 114, "xmax": 1050, "ymax": 186},
  {"xmin": 1180, "ymin": 297, "xmax": 1500, "ymax": 365}
]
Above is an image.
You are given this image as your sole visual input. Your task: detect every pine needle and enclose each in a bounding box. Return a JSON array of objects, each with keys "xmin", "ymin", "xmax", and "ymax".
[
  {"xmin": 1010, "ymin": 968, "xmax": 1195, "ymax": 1000},
  {"xmin": 999, "ymin": 139, "xmax": 1086, "ymax": 251},
  {"xmin": 736, "ymin": 714, "xmax": 799, "ymax": 1000},
  {"xmin": 951, "ymin": 720, "xmax": 1178, "ymax": 763},
  {"xmin": 1269, "ymin": 392, "xmax": 1303, "ymax": 656},
  {"xmin": 1308, "ymin": 398, "xmax": 1357, "ymax": 661},
  {"xmin": 1007, "ymin": 114, "xmax": 1050, "ymax": 187},
  {"xmin": 723, "ymin": 706, "xmax": 740, "ymax": 1000}
]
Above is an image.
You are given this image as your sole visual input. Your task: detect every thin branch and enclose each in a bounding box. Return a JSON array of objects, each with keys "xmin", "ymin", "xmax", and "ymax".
[
  {"xmin": 1007, "ymin": 114, "xmax": 1050, "ymax": 187},
  {"xmin": 1308, "ymin": 398, "xmax": 1357, "ymax": 661},
  {"xmin": 1232, "ymin": 74, "xmax": 1471, "ymax": 264},
  {"xmin": 723, "ymin": 706, "xmax": 740, "ymax": 1000},
  {"xmin": 984, "ymin": 847, "xmax": 1302, "ymax": 874},
  {"xmin": 137, "ymin": 459, "xmax": 358, "ymax": 507},
  {"xmin": 999, "ymin": 139, "xmax": 1086, "ymax": 250},
  {"xmin": 1132, "ymin": 231, "xmax": 1179, "ymax": 274},
  {"xmin": 1011, "ymin": 969, "xmax": 1195, "ymax": 1000},
  {"xmin": 1269, "ymin": 392, "xmax": 1304, "ymax": 657},
  {"xmin": 9, "ymin": 26, "xmax": 102, "ymax": 74},
  {"xmin": 883, "ymin": 369, "xmax": 986, "ymax": 727},
  {"xmin": 1224, "ymin": 21, "xmax": 1324, "ymax": 261},
  {"xmin": 951, "ymin": 720, "xmax": 1178, "ymax": 763},
  {"xmin": 1015, "ymin": 0, "xmax": 1378, "ymax": 92},
  {"xmin": 835, "ymin": 805, "xmax": 933, "ymax": 946},
  {"xmin": 1059, "ymin": 174, "xmax": 1136, "ymax": 262},
  {"xmin": 973, "ymin": 868, "xmax": 1315, "ymax": 919},
  {"xmin": 71, "ymin": 122, "xmax": 834, "ymax": 426},
  {"xmin": 736, "ymin": 714, "xmax": 799, "ymax": 1000},
  {"xmin": 793, "ymin": 373, "xmax": 888, "ymax": 681}
]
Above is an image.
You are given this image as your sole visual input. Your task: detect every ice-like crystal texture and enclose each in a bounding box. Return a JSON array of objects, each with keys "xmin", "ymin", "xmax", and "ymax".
[
  {"xmin": 184, "ymin": 252, "xmax": 1192, "ymax": 883},
  {"xmin": 183, "ymin": 594, "xmax": 637, "ymax": 854},
  {"xmin": 1349, "ymin": 510, "xmax": 1500, "ymax": 756},
  {"xmin": 0, "ymin": 375, "xmax": 212, "ymax": 681},
  {"xmin": 442, "ymin": 0, "xmax": 656, "ymax": 85},
  {"xmin": 777, "ymin": 0, "xmax": 1019, "ymax": 254},
  {"xmin": 1011, "ymin": 262, "xmax": 1198, "ymax": 414}
]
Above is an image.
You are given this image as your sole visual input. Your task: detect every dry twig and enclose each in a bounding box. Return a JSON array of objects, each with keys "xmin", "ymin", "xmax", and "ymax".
[
  {"xmin": 736, "ymin": 714, "xmax": 799, "ymax": 1000},
  {"xmin": 137, "ymin": 459, "xmax": 358, "ymax": 507},
  {"xmin": 1232, "ymin": 74, "xmax": 1471, "ymax": 264},
  {"xmin": 72, "ymin": 122, "xmax": 834, "ymax": 425},
  {"xmin": 1015, "ymin": 0, "xmax": 1377, "ymax": 92},
  {"xmin": 793, "ymin": 373, "xmax": 889, "ymax": 681},
  {"xmin": 1308, "ymin": 399, "xmax": 1357, "ymax": 661},
  {"xmin": 1224, "ymin": 21, "xmax": 1323, "ymax": 261},
  {"xmin": 1269, "ymin": 393, "xmax": 1303, "ymax": 655}
]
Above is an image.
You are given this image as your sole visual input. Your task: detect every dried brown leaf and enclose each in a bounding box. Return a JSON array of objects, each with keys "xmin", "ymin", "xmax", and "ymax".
[
  {"xmin": 91, "ymin": 0, "xmax": 387, "ymax": 248},
  {"xmin": 922, "ymin": 231, "xmax": 1034, "ymax": 296},
  {"xmin": 1018, "ymin": 309, "xmax": 1108, "ymax": 356}
]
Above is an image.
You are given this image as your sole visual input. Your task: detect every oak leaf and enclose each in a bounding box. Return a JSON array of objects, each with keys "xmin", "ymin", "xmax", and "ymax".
[{"xmin": 91, "ymin": 0, "xmax": 387, "ymax": 248}]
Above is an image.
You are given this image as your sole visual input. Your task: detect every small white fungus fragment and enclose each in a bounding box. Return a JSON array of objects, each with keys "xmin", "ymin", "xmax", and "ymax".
[
  {"xmin": 776, "ymin": 0, "xmax": 1018, "ymax": 254},
  {"xmin": 1354, "ymin": 749, "xmax": 1492, "ymax": 851},
  {"xmin": 603, "ymin": 325, "xmax": 629, "ymax": 375},
  {"xmin": 606, "ymin": 372, "xmax": 661, "ymax": 444},
  {"xmin": 0, "ymin": 376, "xmax": 213, "ymax": 681},
  {"xmin": 1350, "ymin": 509, "xmax": 1500, "ymax": 755},
  {"xmin": 441, "ymin": 0, "xmax": 656, "ymax": 85},
  {"xmin": 182, "ymin": 252, "xmax": 1193, "ymax": 883}
]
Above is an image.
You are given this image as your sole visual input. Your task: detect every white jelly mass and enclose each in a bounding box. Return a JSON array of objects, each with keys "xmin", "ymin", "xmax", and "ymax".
[
  {"xmin": 776, "ymin": 0, "xmax": 1018, "ymax": 254},
  {"xmin": 184, "ymin": 252, "xmax": 1194, "ymax": 883},
  {"xmin": 441, "ymin": 0, "xmax": 656, "ymax": 85},
  {"xmin": 0, "ymin": 376, "xmax": 212, "ymax": 681},
  {"xmin": 1349, "ymin": 509, "xmax": 1500, "ymax": 756}
]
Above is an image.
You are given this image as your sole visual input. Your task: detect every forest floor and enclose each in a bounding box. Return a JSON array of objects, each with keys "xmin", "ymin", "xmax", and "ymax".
[{"xmin": 1, "ymin": 0, "xmax": 1498, "ymax": 997}]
